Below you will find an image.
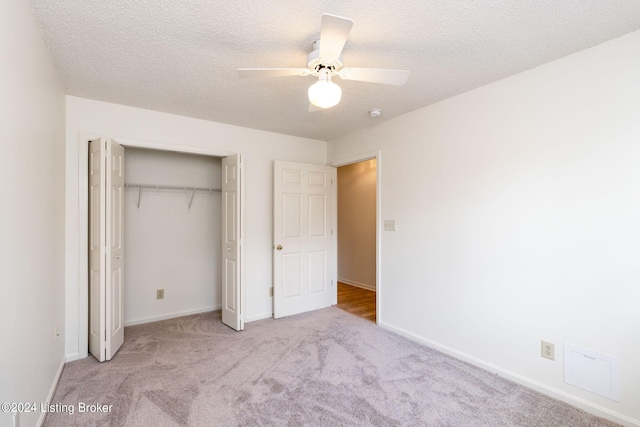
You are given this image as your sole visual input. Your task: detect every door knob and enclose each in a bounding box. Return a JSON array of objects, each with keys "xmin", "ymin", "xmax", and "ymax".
[{"xmin": 275, "ymin": 245, "xmax": 283, "ymax": 250}]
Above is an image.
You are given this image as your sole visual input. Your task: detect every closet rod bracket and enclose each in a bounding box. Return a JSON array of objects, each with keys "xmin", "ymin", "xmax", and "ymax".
[
  {"xmin": 125, "ymin": 183, "xmax": 221, "ymax": 210},
  {"xmin": 187, "ymin": 189, "xmax": 196, "ymax": 211}
]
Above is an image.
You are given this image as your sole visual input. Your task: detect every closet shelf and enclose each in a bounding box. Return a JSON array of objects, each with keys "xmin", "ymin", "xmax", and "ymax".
[
  {"xmin": 125, "ymin": 183, "xmax": 221, "ymax": 210},
  {"xmin": 125, "ymin": 183, "xmax": 221, "ymax": 192}
]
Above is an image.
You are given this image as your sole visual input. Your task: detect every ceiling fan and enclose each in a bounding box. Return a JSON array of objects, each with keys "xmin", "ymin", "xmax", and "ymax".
[{"xmin": 237, "ymin": 14, "xmax": 410, "ymax": 110}]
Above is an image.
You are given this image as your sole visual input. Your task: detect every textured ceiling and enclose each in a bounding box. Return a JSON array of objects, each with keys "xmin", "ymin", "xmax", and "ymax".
[{"xmin": 28, "ymin": 0, "xmax": 640, "ymax": 141}]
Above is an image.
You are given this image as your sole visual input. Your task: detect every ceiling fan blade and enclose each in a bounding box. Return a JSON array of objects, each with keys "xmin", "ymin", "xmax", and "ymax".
[
  {"xmin": 338, "ymin": 68, "xmax": 410, "ymax": 86},
  {"xmin": 236, "ymin": 68, "xmax": 310, "ymax": 77},
  {"xmin": 319, "ymin": 14, "xmax": 353, "ymax": 62}
]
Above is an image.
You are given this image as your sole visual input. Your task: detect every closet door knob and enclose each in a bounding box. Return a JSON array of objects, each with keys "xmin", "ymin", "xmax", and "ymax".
[{"xmin": 275, "ymin": 245, "xmax": 283, "ymax": 250}]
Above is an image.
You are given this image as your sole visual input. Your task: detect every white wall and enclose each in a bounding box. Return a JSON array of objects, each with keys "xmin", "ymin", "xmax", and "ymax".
[
  {"xmin": 329, "ymin": 30, "xmax": 640, "ymax": 425},
  {"xmin": 337, "ymin": 159, "xmax": 377, "ymax": 290},
  {"xmin": 66, "ymin": 96, "xmax": 326, "ymax": 360},
  {"xmin": 0, "ymin": 1, "xmax": 66, "ymax": 426},
  {"xmin": 124, "ymin": 148, "xmax": 222, "ymax": 325}
]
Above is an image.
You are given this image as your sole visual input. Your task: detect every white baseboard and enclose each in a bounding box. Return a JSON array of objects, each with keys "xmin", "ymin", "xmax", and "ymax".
[
  {"xmin": 379, "ymin": 321, "xmax": 639, "ymax": 427},
  {"xmin": 124, "ymin": 305, "xmax": 220, "ymax": 327},
  {"xmin": 37, "ymin": 357, "xmax": 65, "ymax": 427},
  {"xmin": 338, "ymin": 278, "xmax": 376, "ymax": 291},
  {"xmin": 65, "ymin": 352, "xmax": 79, "ymax": 363},
  {"xmin": 245, "ymin": 311, "xmax": 273, "ymax": 323}
]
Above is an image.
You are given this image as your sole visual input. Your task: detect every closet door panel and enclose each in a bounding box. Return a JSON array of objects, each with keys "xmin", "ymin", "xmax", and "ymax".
[
  {"xmin": 88, "ymin": 138, "xmax": 125, "ymax": 362},
  {"xmin": 221, "ymin": 154, "xmax": 243, "ymax": 331}
]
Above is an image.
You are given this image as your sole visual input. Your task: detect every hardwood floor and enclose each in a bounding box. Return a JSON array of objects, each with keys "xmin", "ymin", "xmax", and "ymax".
[{"xmin": 336, "ymin": 282, "xmax": 376, "ymax": 323}]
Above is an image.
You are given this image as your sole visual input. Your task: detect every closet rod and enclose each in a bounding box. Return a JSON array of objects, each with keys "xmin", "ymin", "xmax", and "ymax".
[{"xmin": 124, "ymin": 183, "xmax": 221, "ymax": 192}]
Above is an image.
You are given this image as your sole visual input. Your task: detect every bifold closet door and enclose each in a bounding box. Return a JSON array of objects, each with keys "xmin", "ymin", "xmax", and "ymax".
[
  {"xmin": 89, "ymin": 138, "xmax": 125, "ymax": 362},
  {"xmin": 221, "ymin": 154, "xmax": 244, "ymax": 331}
]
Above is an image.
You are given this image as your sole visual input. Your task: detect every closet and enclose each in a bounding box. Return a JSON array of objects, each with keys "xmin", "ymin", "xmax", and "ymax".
[
  {"xmin": 88, "ymin": 138, "xmax": 243, "ymax": 362},
  {"xmin": 123, "ymin": 148, "xmax": 222, "ymax": 326}
]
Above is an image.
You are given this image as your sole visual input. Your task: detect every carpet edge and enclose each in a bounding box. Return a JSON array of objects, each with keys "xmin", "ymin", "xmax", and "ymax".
[
  {"xmin": 378, "ymin": 320, "xmax": 638, "ymax": 427},
  {"xmin": 124, "ymin": 306, "xmax": 220, "ymax": 327}
]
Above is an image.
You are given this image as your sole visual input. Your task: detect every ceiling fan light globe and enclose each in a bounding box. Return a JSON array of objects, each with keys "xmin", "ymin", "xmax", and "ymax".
[{"xmin": 308, "ymin": 80, "xmax": 342, "ymax": 109}]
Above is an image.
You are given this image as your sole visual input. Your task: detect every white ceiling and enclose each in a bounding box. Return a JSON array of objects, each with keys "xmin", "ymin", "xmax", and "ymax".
[{"xmin": 28, "ymin": 0, "xmax": 640, "ymax": 141}]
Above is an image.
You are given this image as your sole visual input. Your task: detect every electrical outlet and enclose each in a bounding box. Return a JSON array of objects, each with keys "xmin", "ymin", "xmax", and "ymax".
[
  {"xmin": 541, "ymin": 340, "xmax": 555, "ymax": 360},
  {"xmin": 269, "ymin": 287, "xmax": 273, "ymax": 297},
  {"xmin": 156, "ymin": 289, "xmax": 164, "ymax": 300},
  {"xmin": 384, "ymin": 220, "xmax": 396, "ymax": 231}
]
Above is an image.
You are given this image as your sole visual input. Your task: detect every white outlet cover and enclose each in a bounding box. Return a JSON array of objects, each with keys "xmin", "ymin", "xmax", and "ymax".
[
  {"xmin": 384, "ymin": 220, "xmax": 396, "ymax": 231},
  {"xmin": 541, "ymin": 341, "xmax": 555, "ymax": 360}
]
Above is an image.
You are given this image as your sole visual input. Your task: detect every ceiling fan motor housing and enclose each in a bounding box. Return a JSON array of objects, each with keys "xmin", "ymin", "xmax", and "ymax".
[{"xmin": 307, "ymin": 39, "xmax": 343, "ymax": 76}]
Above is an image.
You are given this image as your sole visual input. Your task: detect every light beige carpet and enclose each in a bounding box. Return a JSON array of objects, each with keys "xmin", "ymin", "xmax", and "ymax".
[{"xmin": 44, "ymin": 308, "xmax": 617, "ymax": 426}]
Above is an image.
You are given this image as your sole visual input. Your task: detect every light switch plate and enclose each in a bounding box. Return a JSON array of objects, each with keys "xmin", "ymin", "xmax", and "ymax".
[{"xmin": 384, "ymin": 220, "xmax": 396, "ymax": 231}]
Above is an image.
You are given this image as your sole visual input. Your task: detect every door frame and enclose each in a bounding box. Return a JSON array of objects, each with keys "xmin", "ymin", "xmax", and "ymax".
[
  {"xmin": 330, "ymin": 150, "xmax": 381, "ymax": 325},
  {"xmin": 76, "ymin": 133, "xmax": 238, "ymax": 359}
]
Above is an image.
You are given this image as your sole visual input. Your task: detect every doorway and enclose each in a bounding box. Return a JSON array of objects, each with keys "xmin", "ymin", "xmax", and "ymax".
[{"xmin": 335, "ymin": 158, "xmax": 378, "ymax": 323}]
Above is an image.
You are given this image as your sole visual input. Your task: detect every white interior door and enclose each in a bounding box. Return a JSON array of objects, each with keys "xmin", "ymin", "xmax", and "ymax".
[
  {"xmin": 89, "ymin": 138, "xmax": 125, "ymax": 362},
  {"xmin": 273, "ymin": 161, "xmax": 336, "ymax": 319},
  {"xmin": 221, "ymin": 154, "xmax": 244, "ymax": 330}
]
